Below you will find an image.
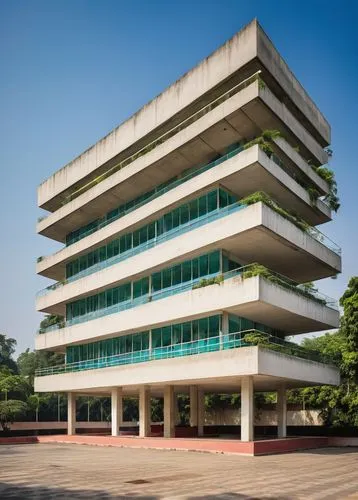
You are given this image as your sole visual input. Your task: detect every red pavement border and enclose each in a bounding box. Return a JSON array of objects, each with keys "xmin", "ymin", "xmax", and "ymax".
[{"xmin": 0, "ymin": 434, "xmax": 332, "ymax": 456}]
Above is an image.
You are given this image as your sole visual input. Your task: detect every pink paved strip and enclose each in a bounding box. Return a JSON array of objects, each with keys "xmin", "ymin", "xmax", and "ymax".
[{"xmin": 0, "ymin": 435, "xmax": 340, "ymax": 455}]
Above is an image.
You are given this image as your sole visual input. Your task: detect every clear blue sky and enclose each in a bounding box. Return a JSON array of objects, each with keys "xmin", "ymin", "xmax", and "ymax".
[{"xmin": 1, "ymin": 0, "xmax": 357, "ymax": 355}]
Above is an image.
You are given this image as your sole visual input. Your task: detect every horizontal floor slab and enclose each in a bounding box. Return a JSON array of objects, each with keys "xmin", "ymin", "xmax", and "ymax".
[
  {"xmin": 35, "ymin": 275, "xmax": 339, "ymax": 353},
  {"xmin": 37, "ymin": 81, "xmax": 328, "ymax": 242},
  {"xmin": 36, "ymin": 202, "xmax": 341, "ymax": 315},
  {"xmin": 34, "ymin": 345, "xmax": 339, "ymax": 393},
  {"xmin": 37, "ymin": 144, "xmax": 331, "ymax": 281}
]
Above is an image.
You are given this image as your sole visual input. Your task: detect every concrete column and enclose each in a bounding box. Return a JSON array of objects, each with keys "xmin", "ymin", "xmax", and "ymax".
[
  {"xmin": 277, "ymin": 385, "xmax": 287, "ymax": 438},
  {"xmin": 189, "ymin": 385, "xmax": 198, "ymax": 427},
  {"xmin": 241, "ymin": 376, "xmax": 254, "ymax": 442},
  {"xmin": 111, "ymin": 387, "xmax": 123, "ymax": 437},
  {"xmin": 164, "ymin": 385, "xmax": 175, "ymax": 438},
  {"xmin": 220, "ymin": 312, "xmax": 229, "ymax": 349},
  {"xmin": 197, "ymin": 389, "xmax": 205, "ymax": 437},
  {"xmin": 139, "ymin": 386, "xmax": 151, "ymax": 437},
  {"xmin": 67, "ymin": 392, "xmax": 76, "ymax": 435}
]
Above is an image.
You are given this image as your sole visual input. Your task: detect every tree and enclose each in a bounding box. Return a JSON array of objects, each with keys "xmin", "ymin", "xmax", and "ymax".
[
  {"xmin": 17, "ymin": 349, "xmax": 64, "ymax": 385},
  {"xmin": 0, "ymin": 374, "xmax": 31, "ymax": 401},
  {"xmin": 38, "ymin": 315, "xmax": 64, "ymax": 334},
  {"xmin": 0, "ymin": 334, "xmax": 18, "ymax": 374},
  {"xmin": 339, "ymin": 277, "xmax": 358, "ymax": 381},
  {"xmin": 289, "ymin": 277, "xmax": 358, "ymax": 427},
  {"xmin": 0, "ymin": 400, "xmax": 28, "ymax": 431}
]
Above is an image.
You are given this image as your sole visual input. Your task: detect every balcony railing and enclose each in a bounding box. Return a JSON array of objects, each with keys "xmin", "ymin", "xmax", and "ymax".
[
  {"xmin": 34, "ymin": 329, "xmax": 336, "ymax": 377},
  {"xmin": 64, "ymin": 143, "xmax": 245, "ymax": 246},
  {"xmin": 37, "ymin": 263, "xmax": 338, "ymax": 334},
  {"xmin": 37, "ymin": 188, "xmax": 341, "ymax": 299}
]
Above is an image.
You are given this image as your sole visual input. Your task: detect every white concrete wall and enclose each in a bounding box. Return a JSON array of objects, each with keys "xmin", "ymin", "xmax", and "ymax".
[
  {"xmin": 38, "ymin": 19, "xmax": 328, "ymax": 209},
  {"xmin": 257, "ymin": 348, "xmax": 340, "ymax": 386},
  {"xmin": 36, "ymin": 202, "xmax": 340, "ymax": 314},
  {"xmin": 34, "ymin": 345, "xmax": 339, "ymax": 393},
  {"xmin": 35, "ymin": 276, "xmax": 339, "ymax": 352},
  {"xmin": 38, "ymin": 81, "xmax": 326, "ymax": 241},
  {"xmin": 205, "ymin": 408, "xmax": 323, "ymax": 426},
  {"xmin": 37, "ymin": 145, "xmax": 330, "ymax": 279}
]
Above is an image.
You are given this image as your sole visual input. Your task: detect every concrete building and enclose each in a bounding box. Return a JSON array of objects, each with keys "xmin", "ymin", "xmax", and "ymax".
[{"xmin": 34, "ymin": 19, "xmax": 341, "ymax": 442}]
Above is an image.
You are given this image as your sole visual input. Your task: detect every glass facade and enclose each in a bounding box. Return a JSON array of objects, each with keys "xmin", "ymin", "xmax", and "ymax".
[
  {"xmin": 65, "ymin": 250, "xmax": 230, "ymax": 323},
  {"xmin": 65, "ymin": 143, "xmax": 243, "ymax": 246},
  {"xmin": 66, "ymin": 188, "xmax": 237, "ymax": 280},
  {"xmin": 65, "ymin": 313, "xmax": 284, "ymax": 365}
]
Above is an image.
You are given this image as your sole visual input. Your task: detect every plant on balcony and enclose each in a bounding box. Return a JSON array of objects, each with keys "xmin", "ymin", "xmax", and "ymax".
[
  {"xmin": 242, "ymin": 264, "xmax": 327, "ymax": 306},
  {"xmin": 36, "ymin": 256, "xmax": 44, "ymax": 263},
  {"xmin": 312, "ymin": 165, "xmax": 340, "ymax": 212},
  {"xmin": 239, "ymin": 191, "xmax": 310, "ymax": 233},
  {"xmin": 243, "ymin": 129, "xmax": 283, "ymax": 157},
  {"xmin": 38, "ymin": 314, "xmax": 65, "ymax": 334},
  {"xmin": 192, "ymin": 275, "xmax": 224, "ymax": 290}
]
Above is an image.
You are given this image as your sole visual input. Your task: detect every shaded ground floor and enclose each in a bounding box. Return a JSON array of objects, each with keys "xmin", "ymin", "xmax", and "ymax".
[{"xmin": 1, "ymin": 443, "xmax": 358, "ymax": 499}]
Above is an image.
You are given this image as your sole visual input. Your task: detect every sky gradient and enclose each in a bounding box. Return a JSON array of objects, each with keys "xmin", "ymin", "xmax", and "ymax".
[{"xmin": 1, "ymin": 0, "xmax": 357, "ymax": 355}]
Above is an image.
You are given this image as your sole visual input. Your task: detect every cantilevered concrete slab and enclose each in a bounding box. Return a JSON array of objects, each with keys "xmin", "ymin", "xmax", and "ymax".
[
  {"xmin": 35, "ymin": 275, "xmax": 339, "ymax": 352},
  {"xmin": 36, "ymin": 202, "xmax": 341, "ymax": 315},
  {"xmin": 38, "ymin": 81, "xmax": 329, "ymax": 240},
  {"xmin": 38, "ymin": 20, "xmax": 330, "ymax": 212}
]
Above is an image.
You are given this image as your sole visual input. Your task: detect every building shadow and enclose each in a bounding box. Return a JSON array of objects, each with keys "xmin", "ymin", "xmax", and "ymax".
[{"xmin": 0, "ymin": 481, "xmax": 159, "ymax": 499}]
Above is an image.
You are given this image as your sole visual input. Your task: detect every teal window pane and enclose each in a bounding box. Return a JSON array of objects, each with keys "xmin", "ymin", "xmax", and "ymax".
[
  {"xmin": 133, "ymin": 280, "xmax": 142, "ymax": 299},
  {"xmin": 125, "ymin": 336, "xmax": 132, "ymax": 353},
  {"xmin": 162, "ymin": 268, "xmax": 171, "ymax": 289},
  {"xmin": 148, "ymin": 222, "xmax": 156, "ymax": 240},
  {"xmin": 120, "ymin": 336, "xmax": 126, "ymax": 353},
  {"xmin": 180, "ymin": 204, "xmax": 189, "ymax": 225},
  {"xmin": 139, "ymin": 226, "xmax": 148, "ymax": 244},
  {"xmin": 142, "ymin": 332, "xmax": 149, "ymax": 350},
  {"xmin": 172, "ymin": 208, "xmax": 180, "ymax": 228},
  {"xmin": 192, "ymin": 320, "xmax": 199, "ymax": 341},
  {"xmin": 199, "ymin": 318, "xmax": 208, "ymax": 339},
  {"xmin": 172, "ymin": 265, "xmax": 181, "ymax": 286},
  {"xmin": 164, "ymin": 213, "xmax": 173, "ymax": 232},
  {"xmin": 182, "ymin": 260, "xmax": 192, "ymax": 282},
  {"xmin": 219, "ymin": 189, "xmax": 228, "ymax": 208},
  {"xmin": 133, "ymin": 229, "xmax": 140, "ymax": 247},
  {"xmin": 209, "ymin": 251, "xmax": 220, "ymax": 274},
  {"xmin": 79, "ymin": 255, "xmax": 87, "ymax": 271},
  {"xmin": 182, "ymin": 322, "xmax": 191, "ymax": 343},
  {"xmin": 172, "ymin": 323, "xmax": 181, "ymax": 344},
  {"xmin": 152, "ymin": 272, "xmax": 161, "ymax": 292},
  {"xmin": 209, "ymin": 315, "xmax": 220, "ymax": 337},
  {"xmin": 133, "ymin": 334, "xmax": 142, "ymax": 352},
  {"xmin": 162, "ymin": 327, "xmax": 171, "ymax": 347},
  {"xmin": 152, "ymin": 329, "xmax": 161, "ymax": 348},
  {"xmin": 106, "ymin": 289, "xmax": 113, "ymax": 307},
  {"xmin": 189, "ymin": 199, "xmax": 198, "ymax": 220},
  {"xmin": 198, "ymin": 195, "xmax": 207, "ymax": 217},
  {"xmin": 199, "ymin": 254, "xmax": 209, "ymax": 277},
  {"xmin": 192, "ymin": 258, "xmax": 199, "ymax": 280},
  {"xmin": 99, "ymin": 246, "xmax": 106, "ymax": 262},
  {"xmin": 208, "ymin": 190, "xmax": 218, "ymax": 212}
]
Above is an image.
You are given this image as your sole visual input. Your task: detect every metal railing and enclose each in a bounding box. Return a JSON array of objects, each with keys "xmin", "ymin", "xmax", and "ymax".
[
  {"xmin": 61, "ymin": 72, "xmax": 263, "ymax": 206},
  {"xmin": 34, "ymin": 329, "xmax": 335, "ymax": 377},
  {"xmin": 38, "ymin": 263, "xmax": 338, "ymax": 334},
  {"xmin": 65, "ymin": 144, "xmax": 245, "ymax": 246},
  {"xmin": 36, "ymin": 201, "xmax": 246, "ymax": 298},
  {"xmin": 36, "ymin": 186, "xmax": 341, "ymax": 299}
]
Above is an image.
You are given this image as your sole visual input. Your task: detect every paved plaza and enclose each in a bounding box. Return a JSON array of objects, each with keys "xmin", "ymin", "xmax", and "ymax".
[{"xmin": 1, "ymin": 444, "xmax": 358, "ymax": 499}]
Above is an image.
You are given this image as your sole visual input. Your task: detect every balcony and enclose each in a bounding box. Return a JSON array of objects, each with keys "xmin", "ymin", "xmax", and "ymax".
[
  {"xmin": 37, "ymin": 74, "xmax": 328, "ymax": 243},
  {"xmin": 35, "ymin": 267, "xmax": 339, "ymax": 356},
  {"xmin": 36, "ymin": 197, "xmax": 341, "ymax": 315},
  {"xmin": 34, "ymin": 329, "xmax": 336, "ymax": 378}
]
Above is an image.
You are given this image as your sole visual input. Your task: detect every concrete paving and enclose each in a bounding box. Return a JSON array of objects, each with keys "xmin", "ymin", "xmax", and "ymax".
[{"xmin": 0, "ymin": 443, "xmax": 358, "ymax": 499}]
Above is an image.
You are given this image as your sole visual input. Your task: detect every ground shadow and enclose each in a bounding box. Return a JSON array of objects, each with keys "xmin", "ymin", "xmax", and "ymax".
[{"xmin": 0, "ymin": 482, "xmax": 158, "ymax": 499}]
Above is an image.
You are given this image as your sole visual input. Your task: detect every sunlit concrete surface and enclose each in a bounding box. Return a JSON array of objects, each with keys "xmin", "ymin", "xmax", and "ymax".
[{"xmin": 1, "ymin": 443, "xmax": 358, "ymax": 499}]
